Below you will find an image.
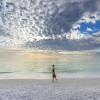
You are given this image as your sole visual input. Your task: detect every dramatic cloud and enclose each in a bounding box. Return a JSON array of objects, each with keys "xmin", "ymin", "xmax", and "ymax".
[
  {"xmin": 0, "ymin": 26, "xmax": 11, "ymax": 37},
  {"xmin": 44, "ymin": 0, "xmax": 99, "ymax": 36},
  {"xmin": 25, "ymin": 37, "xmax": 100, "ymax": 51},
  {"xmin": 0, "ymin": 0, "xmax": 100, "ymax": 50}
]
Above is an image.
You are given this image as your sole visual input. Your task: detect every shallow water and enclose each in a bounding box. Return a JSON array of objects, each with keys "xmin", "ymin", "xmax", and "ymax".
[{"xmin": 0, "ymin": 49, "xmax": 100, "ymax": 79}]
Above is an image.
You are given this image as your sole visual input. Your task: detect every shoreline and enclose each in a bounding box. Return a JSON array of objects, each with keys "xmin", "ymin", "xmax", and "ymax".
[{"xmin": 0, "ymin": 78, "xmax": 100, "ymax": 88}]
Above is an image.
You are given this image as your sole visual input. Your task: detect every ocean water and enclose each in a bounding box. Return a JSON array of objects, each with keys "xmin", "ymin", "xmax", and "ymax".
[{"xmin": 0, "ymin": 49, "xmax": 100, "ymax": 79}]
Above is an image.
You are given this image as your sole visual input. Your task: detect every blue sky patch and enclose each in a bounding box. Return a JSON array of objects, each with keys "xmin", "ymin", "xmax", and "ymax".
[{"xmin": 79, "ymin": 20, "xmax": 100, "ymax": 34}]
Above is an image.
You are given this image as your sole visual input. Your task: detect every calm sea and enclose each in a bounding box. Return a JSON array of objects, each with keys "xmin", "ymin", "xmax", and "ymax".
[{"xmin": 0, "ymin": 49, "xmax": 100, "ymax": 79}]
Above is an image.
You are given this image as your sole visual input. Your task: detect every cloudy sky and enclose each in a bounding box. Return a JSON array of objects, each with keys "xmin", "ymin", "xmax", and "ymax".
[{"xmin": 0, "ymin": 0, "xmax": 100, "ymax": 51}]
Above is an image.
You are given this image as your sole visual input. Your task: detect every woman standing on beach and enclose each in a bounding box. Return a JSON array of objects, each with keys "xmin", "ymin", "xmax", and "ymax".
[{"xmin": 52, "ymin": 64, "xmax": 57, "ymax": 82}]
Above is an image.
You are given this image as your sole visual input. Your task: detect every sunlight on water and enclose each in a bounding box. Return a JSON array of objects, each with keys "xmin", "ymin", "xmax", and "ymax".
[{"xmin": 0, "ymin": 48, "xmax": 100, "ymax": 79}]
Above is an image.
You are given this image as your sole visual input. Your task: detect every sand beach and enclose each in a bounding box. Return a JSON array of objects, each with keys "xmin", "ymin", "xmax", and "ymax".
[{"xmin": 0, "ymin": 78, "xmax": 100, "ymax": 100}]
